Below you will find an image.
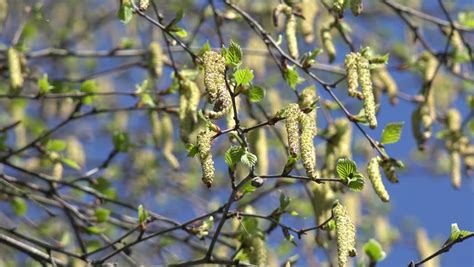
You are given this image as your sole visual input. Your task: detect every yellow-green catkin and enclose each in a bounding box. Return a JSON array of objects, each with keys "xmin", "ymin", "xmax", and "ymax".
[
  {"xmin": 138, "ymin": 0, "xmax": 149, "ymax": 11},
  {"xmin": 66, "ymin": 137, "xmax": 86, "ymax": 168},
  {"xmin": 197, "ymin": 129, "xmax": 215, "ymax": 188},
  {"xmin": 298, "ymin": 86, "xmax": 318, "ymax": 179},
  {"xmin": 244, "ymin": 236, "xmax": 268, "ymax": 266},
  {"xmin": 446, "ymin": 108, "xmax": 462, "ymax": 189},
  {"xmin": 321, "ymin": 25, "xmax": 336, "ymax": 63},
  {"xmin": 202, "ymin": 51, "xmax": 231, "ymax": 119},
  {"xmin": 333, "ymin": 0, "xmax": 345, "ymax": 18},
  {"xmin": 161, "ymin": 113, "xmax": 180, "ymax": 170},
  {"xmin": 367, "ymin": 157, "xmax": 390, "ymax": 202},
  {"xmin": 374, "ymin": 66, "xmax": 398, "ymax": 105},
  {"xmin": 149, "ymin": 111, "xmax": 162, "ymax": 146},
  {"xmin": 149, "ymin": 42, "xmax": 163, "ymax": 77},
  {"xmin": 357, "ymin": 56, "xmax": 377, "ymax": 128},
  {"xmin": 333, "ymin": 201, "xmax": 357, "ymax": 267},
  {"xmin": 350, "ymin": 0, "xmax": 363, "ymax": 16},
  {"xmin": 7, "ymin": 47, "xmax": 23, "ymax": 93},
  {"xmin": 52, "ymin": 162, "xmax": 63, "ymax": 181},
  {"xmin": 179, "ymin": 78, "xmax": 200, "ymax": 142},
  {"xmin": 344, "ymin": 53, "xmax": 363, "ymax": 99},
  {"xmin": 299, "ymin": 0, "xmax": 318, "ymax": 43},
  {"xmin": 380, "ymin": 159, "xmax": 399, "ymax": 183},
  {"xmin": 285, "ymin": 103, "xmax": 301, "ymax": 157},
  {"xmin": 0, "ymin": 0, "xmax": 7, "ymax": 31},
  {"xmin": 416, "ymin": 229, "xmax": 440, "ymax": 267},
  {"xmin": 284, "ymin": 6, "xmax": 299, "ymax": 59}
]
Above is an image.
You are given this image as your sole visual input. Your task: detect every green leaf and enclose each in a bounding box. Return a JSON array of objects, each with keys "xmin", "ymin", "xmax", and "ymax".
[
  {"xmin": 185, "ymin": 143, "xmax": 199, "ymax": 157},
  {"xmin": 248, "ymin": 86, "xmax": 265, "ymax": 103},
  {"xmin": 363, "ymin": 239, "xmax": 386, "ymax": 262},
  {"xmin": 370, "ymin": 53, "xmax": 390, "ymax": 64},
  {"xmin": 86, "ymin": 226, "xmax": 105, "ymax": 235},
  {"xmin": 225, "ymin": 40, "xmax": 242, "ymax": 67},
  {"xmin": 458, "ymin": 11, "xmax": 474, "ymax": 28},
  {"xmin": 38, "ymin": 74, "xmax": 53, "ymax": 93},
  {"xmin": 380, "ymin": 122, "xmax": 404, "ymax": 144},
  {"xmin": 225, "ymin": 146, "xmax": 245, "ymax": 167},
  {"xmin": 95, "ymin": 208, "xmax": 111, "ymax": 223},
  {"xmin": 46, "ymin": 139, "xmax": 66, "ymax": 152},
  {"xmin": 173, "ymin": 27, "xmax": 188, "ymax": 38},
  {"xmin": 241, "ymin": 151, "xmax": 257, "ymax": 168},
  {"xmin": 447, "ymin": 223, "xmax": 473, "ymax": 244},
  {"xmin": 118, "ymin": 2, "xmax": 134, "ymax": 24},
  {"xmin": 347, "ymin": 173, "xmax": 365, "ymax": 192},
  {"xmin": 113, "ymin": 131, "xmax": 130, "ymax": 152},
  {"xmin": 283, "ymin": 65, "xmax": 304, "ymax": 90},
  {"xmin": 11, "ymin": 197, "xmax": 27, "ymax": 216},
  {"xmin": 234, "ymin": 68, "xmax": 254, "ymax": 86},
  {"xmin": 91, "ymin": 177, "xmax": 116, "ymax": 199},
  {"xmin": 282, "ymin": 155, "xmax": 298, "ymax": 175},
  {"xmin": 61, "ymin": 158, "xmax": 81, "ymax": 170},
  {"xmin": 140, "ymin": 93, "xmax": 155, "ymax": 107},
  {"xmin": 138, "ymin": 204, "xmax": 148, "ymax": 224},
  {"xmin": 241, "ymin": 180, "xmax": 257, "ymax": 194},
  {"xmin": 279, "ymin": 192, "xmax": 291, "ymax": 211},
  {"xmin": 336, "ymin": 158, "xmax": 357, "ymax": 180},
  {"xmin": 199, "ymin": 41, "xmax": 211, "ymax": 57}
]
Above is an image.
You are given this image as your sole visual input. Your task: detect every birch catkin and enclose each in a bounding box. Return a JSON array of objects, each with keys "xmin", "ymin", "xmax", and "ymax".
[
  {"xmin": 202, "ymin": 51, "xmax": 231, "ymax": 119},
  {"xmin": 321, "ymin": 25, "xmax": 336, "ymax": 63},
  {"xmin": 161, "ymin": 113, "xmax": 180, "ymax": 170},
  {"xmin": 285, "ymin": 9, "xmax": 299, "ymax": 59},
  {"xmin": 7, "ymin": 47, "xmax": 23, "ymax": 93},
  {"xmin": 149, "ymin": 42, "xmax": 163, "ymax": 77},
  {"xmin": 333, "ymin": 0, "xmax": 345, "ymax": 18},
  {"xmin": 344, "ymin": 53, "xmax": 363, "ymax": 99},
  {"xmin": 367, "ymin": 157, "xmax": 389, "ymax": 202},
  {"xmin": 299, "ymin": 112, "xmax": 317, "ymax": 179},
  {"xmin": 179, "ymin": 78, "xmax": 200, "ymax": 142},
  {"xmin": 299, "ymin": 0, "xmax": 318, "ymax": 43},
  {"xmin": 197, "ymin": 129, "xmax": 215, "ymax": 188},
  {"xmin": 285, "ymin": 103, "xmax": 301, "ymax": 157},
  {"xmin": 357, "ymin": 56, "xmax": 377, "ymax": 128},
  {"xmin": 350, "ymin": 0, "xmax": 363, "ymax": 16},
  {"xmin": 333, "ymin": 201, "xmax": 356, "ymax": 267},
  {"xmin": 375, "ymin": 66, "xmax": 398, "ymax": 105},
  {"xmin": 244, "ymin": 237, "xmax": 268, "ymax": 266}
]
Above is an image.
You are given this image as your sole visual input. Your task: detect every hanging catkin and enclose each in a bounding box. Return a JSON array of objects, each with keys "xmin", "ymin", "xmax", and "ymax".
[
  {"xmin": 374, "ymin": 66, "xmax": 398, "ymax": 105},
  {"xmin": 367, "ymin": 157, "xmax": 390, "ymax": 202},
  {"xmin": 197, "ymin": 129, "xmax": 215, "ymax": 188},
  {"xmin": 284, "ymin": 103, "xmax": 301, "ymax": 157},
  {"xmin": 344, "ymin": 53, "xmax": 363, "ymax": 99},
  {"xmin": 149, "ymin": 42, "xmax": 163, "ymax": 77},
  {"xmin": 179, "ymin": 78, "xmax": 200, "ymax": 142},
  {"xmin": 357, "ymin": 55, "xmax": 377, "ymax": 128},
  {"xmin": 161, "ymin": 113, "xmax": 180, "ymax": 170},
  {"xmin": 298, "ymin": 86, "xmax": 318, "ymax": 179},
  {"xmin": 321, "ymin": 25, "xmax": 336, "ymax": 63},
  {"xmin": 7, "ymin": 47, "xmax": 23, "ymax": 93},
  {"xmin": 202, "ymin": 51, "xmax": 232, "ymax": 119},
  {"xmin": 333, "ymin": 201, "xmax": 357, "ymax": 267},
  {"xmin": 243, "ymin": 236, "xmax": 268, "ymax": 266},
  {"xmin": 299, "ymin": 0, "xmax": 318, "ymax": 43}
]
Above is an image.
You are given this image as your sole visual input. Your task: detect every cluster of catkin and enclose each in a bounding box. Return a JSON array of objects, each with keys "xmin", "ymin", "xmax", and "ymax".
[
  {"xmin": 273, "ymin": 3, "xmax": 299, "ymax": 59},
  {"xmin": 283, "ymin": 87, "xmax": 318, "ymax": 179},
  {"xmin": 344, "ymin": 52, "xmax": 378, "ymax": 128},
  {"xmin": 202, "ymin": 51, "xmax": 232, "ymax": 119}
]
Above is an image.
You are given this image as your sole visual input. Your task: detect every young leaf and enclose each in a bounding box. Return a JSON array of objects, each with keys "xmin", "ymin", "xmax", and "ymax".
[
  {"xmin": 11, "ymin": 197, "xmax": 27, "ymax": 216},
  {"xmin": 61, "ymin": 158, "xmax": 81, "ymax": 170},
  {"xmin": 241, "ymin": 151, "xmax": 257, "ymax": 168},
  {"xmin": 283, "ymin": 65, "xmax": 303, "ymax": 90},
  {"xmin": 225, "ymin": 40, "xmax": 242, "ymax": 67},
  {"xmin": 336, "ymin": 158, "xmax": 357, "ymax": 180},
  {"xmin": 347, "ymin": 173, "xmax": 365, "ymax": 192},
  {"xmin": 234, "ymin": 68, "xmax": 254, "ymax": 86},
  {"xmin": 248, "ymin": 86, "xmax": 265, "ymax": 103},
  {"xmin": 363, "ymin": 239, "xmax": 386, "ymax": 262},
  {"xmin": 138, "ymin": 204, "xmax": 148, "ymax": 224},
  {"xmin": 38, "ymin": 74, "xmax": 52, "ymax": 93},
  {"xmin": 279, "ymin": 192, "xmax": 291, "ymax": 211},
  {"xmin": 86, "ymin": 226, "xmax": 105, "ymax": 234},
  {"xmin": 46, "ymin": 139, "xmax": 66, "ymax": 152},
  {"xmin": 381, "ymin": 122, "xmax": 404, "ymax": 144},
  {"xmin": 113, "ymin": 131, "xmax": 130, "ymax": 152},
  {"xmin": 95, "ymin": 207, "xmax": 111, "ymax": 223},
  {"xmin": 225, "ymin": 146, "xmax": 245, "ymax": 167},
  {"xmin": 118, "ymin": 1, "xmax": 134, "ymax": 24}
]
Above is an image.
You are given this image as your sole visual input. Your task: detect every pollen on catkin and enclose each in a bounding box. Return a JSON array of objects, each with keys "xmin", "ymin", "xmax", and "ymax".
[
  {"xmin": 149, "ymin": 42, "xmax": 163, "ymax": 77},
  {"xmin": 351, "ymin": 0, "xmax": 363, "ymax": 16},
  {"xmin": 244, "ymin": 236, "xmax": 268, "ymax": 266},
  {"xmin": 333, "ymin": 201, "xmax": 357, "ymax": 267},
  {"xmin": 285, "ymin": 103, "xmax": 301, "ymax": 157},
  {"xmin": 179, "ymin": 78, "xmax": 200, "ymax": 142},
  {"xmin": 446, "ymin": 108, "xmax": 461, "ymax": 132},
  {"xmin": 357, "ymin": 56, "xmax": 377, "ymax": 128},
  {"xmin": 299, "ymin": 112, "xmax": 317, "ymax": 179},
  {"xmin": 197, "ymin": 129, "xmax": 215, "ymax": 188},
  {"xmin": 7, "ymin": 47, "xmax": 23, "ymax": 93},
  {"xmin": 344, "ymin": 53, "xmax": 363, "ymax": 100},
  {"xmin": 321, "ymin": 25, "xmax": 336, "ymax": 63},
  {"xmin": 202, "ymin": 51, "xmax": 231, "ymax": 119},
  {"xmin": 367, "ymin": 157, "xmax": 390, "ymax": 202}
]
